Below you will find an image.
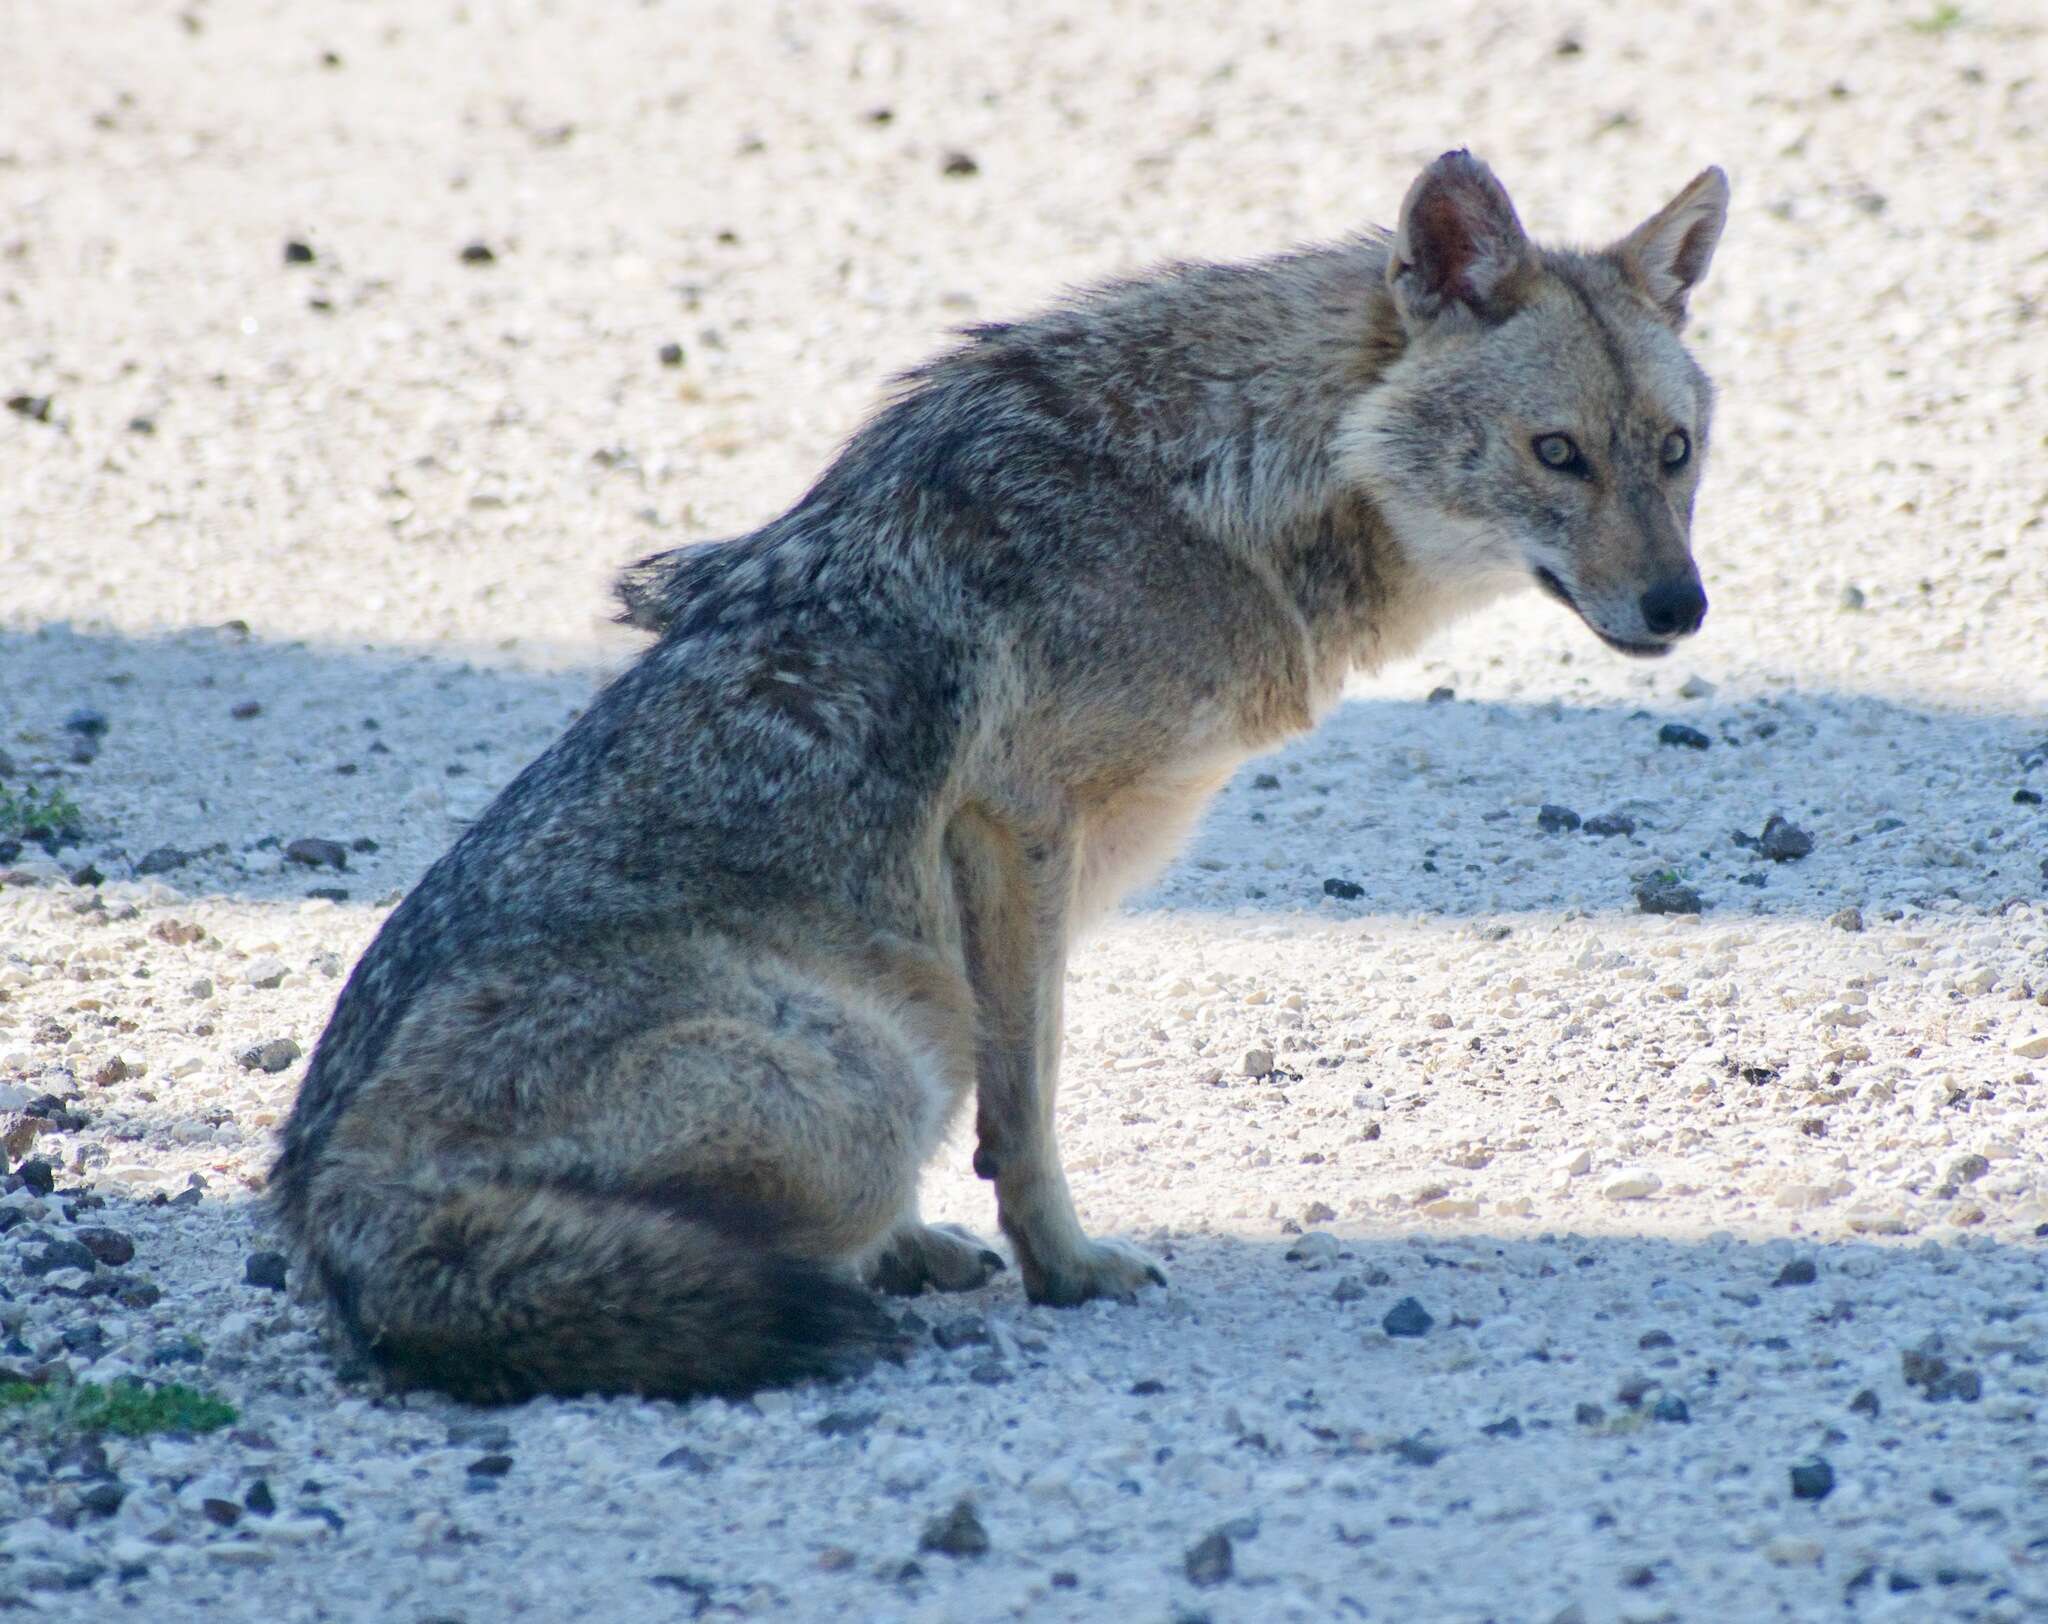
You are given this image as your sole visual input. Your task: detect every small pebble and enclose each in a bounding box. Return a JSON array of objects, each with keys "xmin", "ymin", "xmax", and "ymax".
[
  {"xmin": 1657, "ymin": 723, "xmax": 1711, "ymax": 750},
  {"xmin": 1583, "ymin": 812, "xmax": 1636, "ymax": 838},
  {"xmin": 1537, "ymin": 804, "xmax": 1581, "ymax": 834},
  {"xmin": 244, "ymin": 1251, "xmax": 289, "ymax": 1290},
  {"xmin": 1772, "ymin": 1258, "xmax": 1817, "ymax": 1288},
  {"xmin": 284, "ymin": 838, "xmax": 349, "ymax": 871},
  {"xmin": 1382, "ymin": 1297, "xmax": 1434, "ymax": 1338},
  {"xmin": 1322, "ymin": 877, "xmax": 1364, "ymax": 900},
  {"xmin": 239, "ymin": 1039, "xmax": 302, "ymax": 1074},
  {"xmin": 1634, "ymin": 881, "xmax": 1702, "ymax": 917},
  {"xmin": 73, "ymin": 1227, "xmax": 135, "ymax": 1267},
  {"xmin": 657, "ymin": 342, "xmax": 685, "ymax": 367},
  {"xmin": 918, "ymin": 1499, "xmax": 989, "ymax": 1559},
  {"xmin": 1828, "ymin": 906, "xmax": 1864, "ymax": 933},
  {"xmin": 939, "ymin": 151, "xmax": 980, "ymax": 177},
  {"xmin": 459, "ymin": 242, "xmax": 497, "ymax": 264},
  {"xmin": 1757, "ymin": 815, "xmax": 1814, "ymax": 862},
  {"xmin": 282, "ymin": 240, "xmax": 315, "ymax": 265},
  {"xmin": 1789, "ymin": 1458, "xmax": 1835, "ymax": 1501},
  {"xmin": 1184, "ymin": 1530, "xmax": 1233, "ymax": 1588}
]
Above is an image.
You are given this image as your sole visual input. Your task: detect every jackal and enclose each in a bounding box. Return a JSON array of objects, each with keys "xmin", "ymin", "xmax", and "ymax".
[{"xmin": 274, "ymin": 151, "xmax": 1728, "ymax": 1402}]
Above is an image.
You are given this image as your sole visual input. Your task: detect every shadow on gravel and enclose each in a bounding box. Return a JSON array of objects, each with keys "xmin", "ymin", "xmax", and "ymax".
[
  {"xmin": 3, "ymin": 620, "xmax": 2044, "ymax": 919},
  {"xmin": 7, "ymin": 1174, "xmax": 2046, "ymax": 1616}
]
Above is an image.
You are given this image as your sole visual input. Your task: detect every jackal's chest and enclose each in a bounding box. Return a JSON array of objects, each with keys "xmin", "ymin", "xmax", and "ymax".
[{"xmin": 1071, "ymin": 745, "xmax": 1247, "ymax": 926}]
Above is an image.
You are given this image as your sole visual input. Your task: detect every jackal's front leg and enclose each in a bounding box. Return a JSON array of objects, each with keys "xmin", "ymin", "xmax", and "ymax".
[{"xmin": 948, "ymin": 808, "xmax": 1166, "ymax": 1307}]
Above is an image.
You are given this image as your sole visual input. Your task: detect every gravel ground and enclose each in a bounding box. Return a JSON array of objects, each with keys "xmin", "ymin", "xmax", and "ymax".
[{"xmin": 4, "ymin": 1, "xmax": 2047, "ymax": 1619}]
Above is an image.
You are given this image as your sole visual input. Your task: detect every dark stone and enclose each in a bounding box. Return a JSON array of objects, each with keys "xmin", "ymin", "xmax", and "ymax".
[
  {"xmin": 1926, "ymin": 1368, "xmax": 1981, "ymax": 1404},
  {"xmin": 238, "ymin": 1039, "xmax": 302, "ymax": 1074},
  {"xmin": 815, "ymin": 1409, "xmax": 879, "ymax": 1437},
  {"xmin": 1382, "ymin": 1297, "xmax": 1434, "ymax": 1338},
  {"xmin": 201, "ymin": 1497, "xmax": 241, "ymax": 1527},
  {"xmin": 1583, "ymin": 812, "xmax": 1637, "ymax": 838},
  {"xmin": 17, "ymin": 1157, "xmax": 54, "ymax": 1196},
  {"xmin": 1758, "ymin": 815, "xmax": 1815, "ymax": 862},
  {"xmin": 306, "ymin": 886, "xmax": 349, "ymax": 902},
  {"xmin": 918, "ymin": 1498, "xmax": 989, "ymax": 1559},
  {"xmin": 1849, "ymin": 1388, "xmax": 1881, "ymax": 1419},
  {"xmin": 1426, "ymin": 685, "xmax": 1456, "ymax": 704},
  {"xmin": 657, "ymin": 342, "xmax": 685, "ymax": 367},
  {"xmin": 127, "ymin": 416, "xmax": 155, "ymax": 435},
  {"xmin": 63, "ymin": 709, "xmax": 108, "ymax": 738},
  {"xmin": 1536, "ymin": 804, "xmax": 1581, "ymax": 833},
  {"xmin": 658, "ymin": 1446, "xmax": 713, "ymax": 1474},
  {"xmin": 1574, "ymin": 1402, "xmax": 1606, "ymax": 1426},
  {"xmin": 61, "ymin": 1323, "xmax": 106, "ymax": 1355},
  {"xmin": 1790, "ymin": 1458, "xmax": 1835, "ymax": 1501},
  {"xmin": 25, "ymin": 1239, "xmax": 97, "ymax": 1276},
  {"xmin": 1616, "ymin": 1375, "xmax": 1657, "ymax": 1408},
  {"xmin": 1480, "ymin": 1416, "xmax": 1522, "ymax": 1438},
  {"xmin": 244, "ymin": 1480, "xmax": 276, "ymax": 1516},
  {"xmin": 1184, "ymin": 1530, "xmax": 1233, "ymax": 1587},
  {"xmin": 350, "ymin": 836, "xmax": 379, "ymax": 853},
  {"xmin": 1658, "ymin": 723, "xmax": 1711, "ymax": 750},
  {"xmin": 1773, "ymin": 1258, "xmax": 1818, "ymax": 1288},
  {"xmin": 69, "ymin": 864, "xmax": 104, "ymax": 888},
  {"xmin": 7, "ymin": 394, "xmax": 54, "ymax": 422},
  {"xmin": 2013, "ymin": 788, "xmax": 2042, "ymax": 806},
  {"xmin": 1251, "ymin": 773, "xmax": 1280, "ymax": 790},
  {"xmin": 459, "ymin": 242, "xmax": 497, "ymax": 264},
  {"xmin": 1635, "ymin": 880, "xmax": 1704, "ymax": 915},
  {"xmin": 244, "ymin": 1251, "xmax": 288, "ymax": 1290},
  {"xmin": 230, "ymin": 700, "xmax": 262, "ymax": 720},
  {"xmin": 135, "ymin": 847, "xmax": 192, "ymax": 875},
  {"xmin": 1390, "ymin": 1435, "xmax": 1446, "ymax": 1466},
  {"xmin": 78, "ymin": 1481, "xmax": 126, "ymax": 1518},
  {"xmin": 284, "ymin": 838, "xmax": 348, "ymax": 870},
  {"xmin": 467, "ymin": 1454, "xmax": 514, "ymax": 1477},
  {"xmin": 1650, "ymin": 1395, "xmax": 1691, "ymax": 1424},
  {"xmin": 1322, "ymin": 877, "xmax": 1364, "ymax": 900},
  {"xmin": 149, "ymin": 1337, "xmax": 203, "ymax": 1367},
  {"xmin": 1331, "ymin": 1276, "xmax": 1365, "ymax": 1304},
  {"xmin": 283, "ymin": 241, "xmax": 315, "ymax": 264},
  {"xmin": 932, "ymin": 1315, "xmax": 990, "ymax": 1351},
  {"xmin": 939, "ymin": 151, "xmax": 980, "ymax": 177},
  {"xmin": 74, "ymin": 1228, "xmax": 135, "ymax": 1268},
  {"xmin": 1129, "ymin": 1378, "xmax": 1166, "ymax": 1396}
]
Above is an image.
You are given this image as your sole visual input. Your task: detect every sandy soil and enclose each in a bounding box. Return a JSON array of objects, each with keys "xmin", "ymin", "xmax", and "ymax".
[{"xmin": 3, "ymin": 0, "xmax": 2046, "ymax": 1619}]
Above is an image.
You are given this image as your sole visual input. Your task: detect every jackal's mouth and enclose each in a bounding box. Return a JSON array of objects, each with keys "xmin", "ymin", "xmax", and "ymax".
[{"xmin": 1532, "ymin": 567, "xmax": 1673, "ymax": 660}]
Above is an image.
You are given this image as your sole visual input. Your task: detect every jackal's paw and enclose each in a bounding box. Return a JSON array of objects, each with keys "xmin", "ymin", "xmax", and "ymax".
[
  {"xmin": 1022, "ymin": 1237, "xmax": 1167, "ymax": 1309},
  {"xmin": 864, "ymin": 1222, "xmax": 1007, "ymax": 1297}
]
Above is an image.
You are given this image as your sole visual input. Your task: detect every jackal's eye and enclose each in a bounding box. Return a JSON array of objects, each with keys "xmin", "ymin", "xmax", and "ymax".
[
  {"xmin": 1661, "ymin": 429, "xmax": 1691, "ymax": 469},
  {"xmin": 1532, "ymin": 433, "xmax": 1588, "ymax": 477}
]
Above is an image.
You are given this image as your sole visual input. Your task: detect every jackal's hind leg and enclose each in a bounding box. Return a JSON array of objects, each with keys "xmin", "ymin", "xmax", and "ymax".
[{"xmin": 863, "ymin": 1217, "xmax": 1006, "ymax": 1296}]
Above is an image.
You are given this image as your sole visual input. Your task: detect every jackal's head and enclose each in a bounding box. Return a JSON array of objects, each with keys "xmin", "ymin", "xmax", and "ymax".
[{"xmin": 1340, "ymin": 151, "xmax": 1729, "ymax": 657}]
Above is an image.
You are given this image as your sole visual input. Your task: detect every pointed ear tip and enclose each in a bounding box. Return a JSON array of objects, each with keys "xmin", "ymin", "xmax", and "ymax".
[{"xmin": 1694, "ymin": 165, "xmax": 1732, "ymax": 200}]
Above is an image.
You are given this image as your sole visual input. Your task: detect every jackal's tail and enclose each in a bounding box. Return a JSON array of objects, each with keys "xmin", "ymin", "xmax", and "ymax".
[{"xmin": 312, "ymin": 1179, "xmax": 894, "ymax": 1405}]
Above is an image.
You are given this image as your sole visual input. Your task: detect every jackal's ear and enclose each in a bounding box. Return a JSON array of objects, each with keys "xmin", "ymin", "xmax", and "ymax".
[
  {"xmin": 1613, "ymin": 167, "xmax": 1729, "ymax": 328},
  {"xmin": 1388, "ymin": 150, "xmax": 1535, "ymax": 331}
]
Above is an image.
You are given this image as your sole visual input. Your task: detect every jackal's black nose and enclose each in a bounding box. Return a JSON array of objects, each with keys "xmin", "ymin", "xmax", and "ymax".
[{"xmin": 1640, "ymin": 576, "xmax": 1708, "ymax": 638}]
